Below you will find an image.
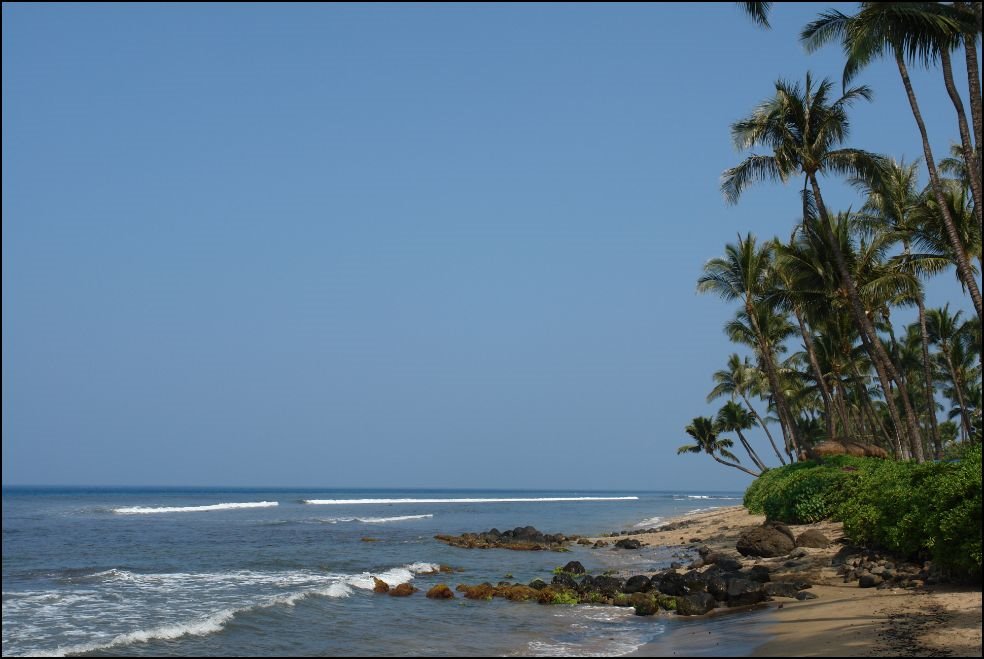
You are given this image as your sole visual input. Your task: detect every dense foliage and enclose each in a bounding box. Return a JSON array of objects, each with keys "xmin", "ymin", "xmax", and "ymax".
[{"xmin": 744, "ymin": 446, "xmax": 982, "ymax": 579}]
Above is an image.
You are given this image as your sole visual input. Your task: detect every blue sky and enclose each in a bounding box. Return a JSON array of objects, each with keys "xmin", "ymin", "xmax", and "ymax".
[{"xmin": 2, "ymin": 3, "xmax": 978, "ymax": 490}]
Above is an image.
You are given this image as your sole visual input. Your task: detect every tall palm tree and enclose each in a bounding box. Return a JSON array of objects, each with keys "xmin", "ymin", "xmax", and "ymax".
[
  {"xmin": 927, "ymin": 305, "xmax": 976, "ymax": 440},
  {"xmin": 698, "ymin": 234, "xmax": 802, "ymax": 457},
  {"xmin": 716, "ymin": 400, "xmax": 769, "ymax": 471},
  {"xmin": 855, "ymin": 158, "xmax": 942, "ymax": 454},
  {"xmin": 707, "ymin": 353, "xmax": 787, "ymax": 464},
  {"xmin": 720, "ymin": 72, "xmax": 926, "ymax": 461},
  {"xmin": 677, "ymin": 416, "xmax": 761, "ymax": 477},
  {"xmin": 802, "ymin": 4, "xmax": 984, "ymax": 320}
]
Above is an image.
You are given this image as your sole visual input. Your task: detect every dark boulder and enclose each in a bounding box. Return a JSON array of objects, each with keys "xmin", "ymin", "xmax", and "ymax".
[
  {"xmin": 628, "ymin": 593, "xmax": 659, "ymax": 616},
  {"xmin": 795, "ymin": 530, "xmax": 831, "ymax": 548},
  {"xmin": 653, "ymin": 571, "xmax": 689, "ymax": 597},
  {"xmin": 796, "ymin": 590, "xmax": 819, "ymax": 600},
  {"xmin": 747, "ymin": 565, "xmax": 771, "ymax": 583},
  {"xmin": 765, "ymin": 521, "xmax": 796, "ymax": 542},
  {"xmin": 859, "ymin": 573, "xmax": 883, "ymax": 588},
  {"xmin": 622, "ymin": 575, "xmax": 652, "ymax": 594},
  {"xmin": 614, "ymin": 538, "xmax": 642, "ymax": 550},
  {"xmin": 372, "ymin": 577, "xmax": 390, "ymax": 594},
  {"xmin": 705, "ymin": 552, "xmax": 743, "ymax": 572},
  {"xmin": 736, "ymin": 525, "xmax": 795, "ymax": 558},
  {"xmin": 551, "ymin": 573, "xmax": 578, "ymax": 590},
  {"xmin": 561, "ymin": 561, "xmax": 586, "ymax": 575},
  {"xmin": 528, "ymin": 579, "xmax": 548, "ymax": 590},
  {"xmin": 676, "ymin": 592, "xmax": 717, "ymax": 616},
  {"xmin": 592, "ymin": 575, "xmax": 624, "ymax": 598},
  {"xmin": 726, "ymin": 578, "xmax": 767, "ymax": 606},
  {"xmin": 682, "ymin": 571, "xmax": 708, "ymax": 593}
]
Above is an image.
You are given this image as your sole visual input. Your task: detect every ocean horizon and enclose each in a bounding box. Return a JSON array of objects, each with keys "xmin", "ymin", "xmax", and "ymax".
[{"xmin": 2, "ymin": 486, "xmax": 750, "ymax": 657}]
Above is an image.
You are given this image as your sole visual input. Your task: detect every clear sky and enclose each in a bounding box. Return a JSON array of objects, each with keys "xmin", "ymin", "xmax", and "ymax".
[{"xmin": 2, "ymin": 3, "xmax": 978, "ymax": 490}]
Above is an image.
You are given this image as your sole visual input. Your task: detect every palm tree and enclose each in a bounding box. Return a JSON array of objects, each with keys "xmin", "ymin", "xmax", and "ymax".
[
  {"xmin": 698, "ymin": 234, "xmax": 802, "ymax": 457},
  {"xmin": 855, "ymin": 158, "xmax": 943, "ymax": 455},
  {"xmin": 720, "ymin": 72, "xmax": 926, "ymax": 461},
  {"xmin": 677, "ymin": 416, "xmax": 761, "ymax": 477},
  {"xmin": 927, "ymin": 304, "xmax": 975, "ymax": 440},
  {"xmin": 716, "ymin": 400, "xmax": 769, "ymax": 471},
  {"xmin": 707, "ymin": 353, "xmax": 787, "ymax": 464},
  {"xmin": 802, "ymin": 4, "xmax": 984, "ymax": 320}
]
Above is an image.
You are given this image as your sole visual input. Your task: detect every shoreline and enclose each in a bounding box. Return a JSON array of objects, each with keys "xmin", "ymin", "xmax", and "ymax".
[{"xmin": 592, "ymin": 505, "xmax": 981, "ymax": 657}]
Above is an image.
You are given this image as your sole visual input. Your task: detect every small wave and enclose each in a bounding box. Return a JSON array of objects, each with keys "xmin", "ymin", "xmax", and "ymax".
[
  {"xmin": 25, "ymin": 607, "xmax": 239, "ymax": 657},
  {"xmin": 13, "ymin": 562, "xmax": 435, "ymax": 656},
  {"xmin": 314, "ymin": 514, "xmax": 434, "ymax": 524},
  {"xmin": 632, "ymin": 516, "xmax": 664, "ymax": 528},
  {"xmin": 113, "ymin": 502, "xmax": 279, "ymax": 514},
  {"xmin": 302, "ymin": 497, "xmax": 638, "ymax": 505}
]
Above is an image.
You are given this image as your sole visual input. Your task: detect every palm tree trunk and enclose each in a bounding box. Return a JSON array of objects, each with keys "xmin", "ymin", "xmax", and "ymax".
[
  {"xmin": 712, "ymin": 455, "xmax": 761, "ymax": 477},
  {"xmin": 916, "ymin": 294, "xmax": 943, "ymax": 459},
  {"xmin": 939, "ymin": 48, "xmax": 984, "ymax": 228},
  {"xmin": 808, "ymin": 174, "xmax": 925, "ymax": 462},
  {"xmin": 746, "ymin": 299, "xmax": 801, "ymax": 458},
  {"xmin": 895, "ymin": 51, "xmax": 984, "ymax": 321},
  {"xmin": 793, "ymin": 307, "xmax": 840, "ymax": 438},
  {"xmin": 851, "ymin": 364, "xmax": 902, "ymax": 459},
  {"xmin": 959, "ymin": 3, "xmax": 982, "ymax": 174},
  {"xmin": 740, "ymin": 392, "xmax": 787, "ymax": 465},
  {"xmin": 942, "ymin": 347, "xmax": 974, "ymax": 440},
  {"xmin": 735, "ymin": 428, "xmax": 768, "ymax": 471}
]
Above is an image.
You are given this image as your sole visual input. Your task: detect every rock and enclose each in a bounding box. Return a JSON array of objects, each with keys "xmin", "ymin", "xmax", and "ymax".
[
  {"xmin": 764, "ymin": 581, "xmax": 801, "ymax": 598},
  {"xmin": 389, "ymin": 583, "xmax": 417, "ymax": 597},
  {"xmin": 459, "ymin": 583, "xmax": 496, "ymax": 600},
  {"xmin": 795, "ymin": 529, "xmax": 831, "ymax": 548},
  {"xmin": 653, "ymin": 571, "xmax": 689, "ymax": 597},
  {"xmin": 425, "ymin": 584, "xmax": 455, "ymax": 599},
  {"xmin": 764, "ymin": 521, "xmax": 795, "ymax": 543},
  {"xmin": 552, "ymin": 573, "xmax": 578, "ymax": 590},
  {"xmin": 736, "ymin": 525, "xmax": 795, "ymax": 558},
  {"xmin": 592, "ymin": 576, "xmax": 624, "ymax": 598},
  {"xmin": 372, "ymin": 577, "xmax": 390, "ymax": 594},
  {"xmin": 705, "ymin": 553, "xmax": 743, "ymax": 572},
  {"xmin": 577, "ymin": 538, "xmax": 593, "ymax": 545},
  {"xmin": 528, "ymin": 579, "xmax": 548, "ymax": 590},
  {"xmin": 789, "ymin": 548, "xmax": 809, "ymax": 558},
  {"xmin": 614, "ymin": 538, "xmax": 642, "ymax": 550},
  {"xmin": 747, "ymin": 565, "xmax": 771, "ymax": 583},
  {"xmin": 561, "ymin": 561, "xmax": 586, "ymax": 575},
  {"xmin": 622, "ymin": 575, "xmax": 652, "ymax": 594},
  {"xmin": 360, "ymin": 537, "xmax": 380, "ymax": 542},
  {"xmin": 726, "ymin": 578, "xmax": 767, "ymax": 606},
  {"xmin": 438, "ymin": 564, "xmax": 456, "ymax": 573},
  {"xmin": 496, "ymin": 584, "xmax": 540, "ymax": 601},
  {"xmin": 682, "ymin": 571, "xmax": 708, "ymax": 593},
  {"xmin": 593, "ymin": 540, "xmax": 610, "ymax": 548},
  {"xmin": 629, "ymin": 593, "xmax": 659, "ymax": 616},
  {"xmin": 704, "ymin": 572, "xmax": 730, "ymax": 601},
  {"xmin": 796, "ymin": 591, "xmax": 819, "ymax": 600},
  {"xmin": 676, "ymin": 592, "xmax": 717, "ymax": 616},
  {"xmin": 671, "ymin": 561, "xmax": 685, "ymax": 569},
  {"xmin": 859, "ymin": 574, "xmax": 883, "ymax": 588},
  {"xmin": 434, "ymin": 526, "xmax": 571, "ymax": 551}
]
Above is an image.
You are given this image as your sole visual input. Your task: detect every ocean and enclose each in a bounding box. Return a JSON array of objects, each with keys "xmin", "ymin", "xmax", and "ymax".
[{"xmin": 2, "ymin": 488, "xmax": 747, "ymax": 657}]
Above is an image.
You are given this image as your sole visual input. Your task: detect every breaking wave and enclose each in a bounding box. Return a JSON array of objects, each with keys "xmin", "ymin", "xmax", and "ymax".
[{"xmin": 113, "ymin": 502, "xmax": 279, "ymax": 514}]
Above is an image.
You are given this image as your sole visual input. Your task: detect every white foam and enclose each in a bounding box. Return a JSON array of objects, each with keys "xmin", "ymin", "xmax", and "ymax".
[
  {"xmin": 10, "ymin": 562, "xmax": 433, "ymax": 656},
  {"xmin": 315, "ymin": 514, "xmax": 433, "ymax": 524},
  {"xmin": 302, "ymin": 497, "xmax": 638, "ymax": 505},
  {"xmin": 633, "ymin": 516, "xmax": 664, "ymax": 528},
  {"xmin": 357, "ymin": 514, "xmax": 434, "ymax": 523},
  {"xmin": 113, "ymin": 501, "xmax": 279, "ymax": 514}
]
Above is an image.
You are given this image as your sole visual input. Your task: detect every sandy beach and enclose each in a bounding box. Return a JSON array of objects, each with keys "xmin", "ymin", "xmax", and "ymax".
[{"xmin": 594, "ymin": 506, "xmax": 982, "ymax": 657}]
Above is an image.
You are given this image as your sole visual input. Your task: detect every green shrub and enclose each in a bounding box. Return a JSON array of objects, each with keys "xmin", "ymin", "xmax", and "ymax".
[{"xmin": 743, "ymin": 448, "xmax": 982, "ymax": 580}]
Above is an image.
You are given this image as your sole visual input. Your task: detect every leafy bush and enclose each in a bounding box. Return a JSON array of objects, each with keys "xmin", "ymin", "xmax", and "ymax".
[{"xmin": 743, "ymin": 447, "xmax": 982, "ymax": 580}]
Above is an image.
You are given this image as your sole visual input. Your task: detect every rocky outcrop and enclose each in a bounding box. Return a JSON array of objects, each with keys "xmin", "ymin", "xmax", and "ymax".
[
  {"xmin": 725, "ymin": 578, "xmax": 767, "ymax": 606},
  {"xmin": 736, "ymin": 524, "xmax": 795, "ymax": 557},
  {"xmin": 614, "ymin": 538, "xmax": 643, "ymax": 550},
  {"xmin": 434, "ymin": 527, "xmax": 570, "ymax": 551},
  {"xmin": 372, "ymin": 577, "xmax": 390, "ymax": 594}
]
